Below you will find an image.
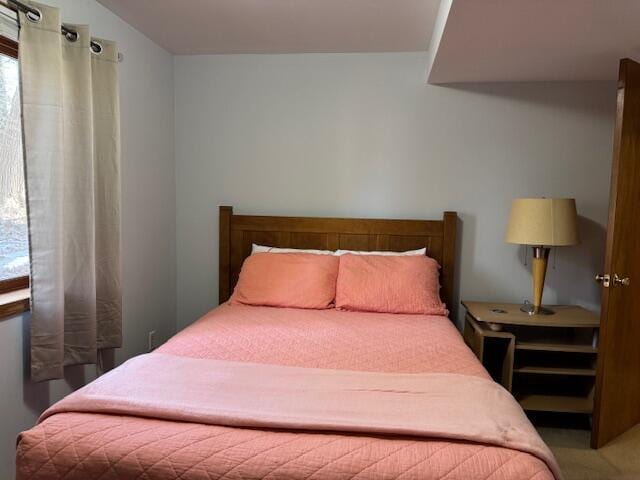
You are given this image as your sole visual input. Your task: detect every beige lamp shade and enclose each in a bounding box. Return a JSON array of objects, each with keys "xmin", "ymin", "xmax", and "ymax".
[{"xmin": 505, "ymin": 198, "xmax": 580, "ymax": 246}]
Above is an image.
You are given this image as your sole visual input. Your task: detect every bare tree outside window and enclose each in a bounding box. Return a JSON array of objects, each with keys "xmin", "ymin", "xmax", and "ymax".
[{"xmin": 0, "ymin": 52, "xmax": 29, "ymax": 281}]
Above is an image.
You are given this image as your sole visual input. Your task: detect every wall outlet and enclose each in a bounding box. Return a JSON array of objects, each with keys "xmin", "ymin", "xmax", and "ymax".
[{"xmin": 148, "ymin": 330, "xmax": 157, "ymax": 352}]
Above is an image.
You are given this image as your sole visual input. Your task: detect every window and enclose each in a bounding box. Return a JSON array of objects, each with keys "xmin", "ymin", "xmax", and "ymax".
[{"xmin": 0, "ymin": 33, "xmax": 29, "ymax": 295}]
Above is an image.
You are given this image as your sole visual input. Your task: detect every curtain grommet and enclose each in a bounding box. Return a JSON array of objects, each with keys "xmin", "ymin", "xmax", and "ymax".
[
  {"xmin": 25, "ymin": 7, "xmax": 42, "ymax": 23},
  {"xmin": 90, "ymin": 41, "xmax": 103, "ymax": 54},
  {"xmin": 64, "ymin": 30, "xmax": 78, "ymax": 43}
]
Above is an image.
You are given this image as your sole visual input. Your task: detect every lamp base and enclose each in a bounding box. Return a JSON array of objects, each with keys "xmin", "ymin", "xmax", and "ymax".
[{"xmin": 520, "ymin": 303, "xmax": 555, "ymax": 316}]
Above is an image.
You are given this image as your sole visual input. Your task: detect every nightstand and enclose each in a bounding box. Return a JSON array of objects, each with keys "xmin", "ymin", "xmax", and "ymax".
[{"xmin": 461, "ymin": 301, "xmax": 600, "ymax": 417}]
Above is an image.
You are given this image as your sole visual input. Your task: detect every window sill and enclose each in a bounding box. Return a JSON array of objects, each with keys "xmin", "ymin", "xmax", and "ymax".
[{"xmin": 0, "ymin": 288, "xmax": 30, "ymax": 319}]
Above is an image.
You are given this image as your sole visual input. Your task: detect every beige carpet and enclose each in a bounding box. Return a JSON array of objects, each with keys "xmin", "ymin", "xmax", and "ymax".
[{"xmin": 539, "ymin": 425, "xmax": 640, "ymax": 480}]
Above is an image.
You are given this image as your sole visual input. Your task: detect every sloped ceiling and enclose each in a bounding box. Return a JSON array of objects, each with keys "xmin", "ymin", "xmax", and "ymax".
[
  {"xmin": 97, "ymin": 0, "xmax": 640, "ymax": 82},
  {"xmin": 96, "ymin": 0, "xmax": 440, "ymax": 54},
  {"xmin": 427, "ymin": 0, "xmax": 640, "ymax": 83}
]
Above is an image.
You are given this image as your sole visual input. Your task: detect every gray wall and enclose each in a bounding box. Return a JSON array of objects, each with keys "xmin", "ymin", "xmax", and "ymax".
[
  {"xmin": 174, "ymin": 53, "xmax": 616, "ymax": 329},
  {"xmin": 0, "ymin": 0, "xmax": 176, "ymax": 476}
]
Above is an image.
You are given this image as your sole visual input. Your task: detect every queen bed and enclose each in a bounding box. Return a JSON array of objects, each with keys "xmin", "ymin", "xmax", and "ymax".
[{"xmin": 16, "ymin": 207, "xmax": 558, "ymax": 480}]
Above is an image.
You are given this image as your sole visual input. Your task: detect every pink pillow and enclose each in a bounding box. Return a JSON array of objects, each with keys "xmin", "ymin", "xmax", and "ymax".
[
  {"xmin": 336, "ymin": 254, "xmax": 448, "ymax": 315},
  {"xmin": 230, "ymin": 253, "xmax": 339, "ymax": 309}
]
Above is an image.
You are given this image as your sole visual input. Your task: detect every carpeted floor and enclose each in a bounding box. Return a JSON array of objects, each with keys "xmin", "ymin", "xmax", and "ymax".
[{"xmin": 539, "ymin": 425, "xmax": 640, "ymax": 480}]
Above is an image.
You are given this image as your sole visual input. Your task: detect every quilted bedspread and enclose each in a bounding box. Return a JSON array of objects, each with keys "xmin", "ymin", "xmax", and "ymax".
[{"xmin": 16, "ymin": 304, "xmax": 555, "ymax": 480}]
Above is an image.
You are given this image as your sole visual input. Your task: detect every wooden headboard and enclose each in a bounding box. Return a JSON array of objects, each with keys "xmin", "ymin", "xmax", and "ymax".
[{"xmin": 219, "ymin": 206, "xmax": 458, "ymax": 311}]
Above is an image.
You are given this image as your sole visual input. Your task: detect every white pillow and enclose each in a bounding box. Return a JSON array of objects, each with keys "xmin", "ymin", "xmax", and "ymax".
[
  {"xmin": 251, "ymin": 244, "xmax": 426, "ymax": 257},
  {"xmin": 251, "ymin": 244, "xmax": 335, "ymax": 255},
  {"xmin": 335, "ymin": 247, "xmax": 426, "ymax": 256}
]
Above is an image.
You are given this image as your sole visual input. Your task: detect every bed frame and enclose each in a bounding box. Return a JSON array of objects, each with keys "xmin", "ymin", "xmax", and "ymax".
[{"xmin": 219, "ymin": 206, "xmax": 458, "ymax": 311}]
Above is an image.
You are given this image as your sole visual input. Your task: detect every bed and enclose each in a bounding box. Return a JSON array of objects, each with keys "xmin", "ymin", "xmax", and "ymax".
[{"xmin": 16, "ymin": 207, "xmax": 556, "ymax": 480}]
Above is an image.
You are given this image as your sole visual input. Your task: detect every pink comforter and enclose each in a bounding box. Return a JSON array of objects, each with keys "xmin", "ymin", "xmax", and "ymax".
[{"xmin": 17, "ymin": 304, "xmax": 556, "ymax": 480}]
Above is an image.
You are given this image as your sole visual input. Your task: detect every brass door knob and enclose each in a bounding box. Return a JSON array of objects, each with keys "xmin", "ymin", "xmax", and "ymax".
[{"xmin": 613, "ymin": 274, "xmax": 631, "ymax": 287}]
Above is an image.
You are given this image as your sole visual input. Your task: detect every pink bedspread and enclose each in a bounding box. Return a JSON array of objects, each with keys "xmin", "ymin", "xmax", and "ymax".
[{"xmin": 17, "ymin": 304, "xmax": 555, "ymax": 480}]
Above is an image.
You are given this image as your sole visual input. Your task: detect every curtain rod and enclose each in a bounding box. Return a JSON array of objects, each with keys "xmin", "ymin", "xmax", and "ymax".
[{"xmin": 0, "ymin": 0, "xmax": 123, "ymax": 61}]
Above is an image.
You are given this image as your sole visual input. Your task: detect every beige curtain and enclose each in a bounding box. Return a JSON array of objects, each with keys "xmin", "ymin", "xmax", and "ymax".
[{"xmin": 18, "ymin": 1, "xmax": 122, "ymax": 382}]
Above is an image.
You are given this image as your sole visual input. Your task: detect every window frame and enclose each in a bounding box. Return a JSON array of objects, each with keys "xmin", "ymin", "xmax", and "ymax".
[
  {"xmin": 0, "ymin": 33, "xmax": 29, "ymax": 316},
  {"xmin": 0, "ymin": 34, "xmax": 18, "ymax": 58}
]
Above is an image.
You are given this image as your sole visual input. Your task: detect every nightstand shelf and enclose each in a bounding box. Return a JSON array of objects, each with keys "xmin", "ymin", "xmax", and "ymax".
[
  {"xmin": 514, "ymin": 365, "xmax": 596, "ymax": 376},
  {"xmin": 462, "ymin": 301, "xmax": 600, "ymax": 418},
  {"xmin": 517, "ymin": 394, "xmax": 594, "ymax": 414},
  {"xmin": 515, "ymin": 341, "xmax": 597, "ymax": 354}
]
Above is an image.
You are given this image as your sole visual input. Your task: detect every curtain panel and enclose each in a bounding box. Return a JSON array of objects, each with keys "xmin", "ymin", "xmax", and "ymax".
[{"xmin": 18, "ymin": 1, "xmax": 122, "ymax": 382}]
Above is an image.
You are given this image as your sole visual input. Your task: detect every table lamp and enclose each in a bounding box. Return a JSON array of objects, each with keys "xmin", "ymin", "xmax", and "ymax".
[{"xmin": 505, "ymin": 198, "xmax": 580, "ymax": 315}]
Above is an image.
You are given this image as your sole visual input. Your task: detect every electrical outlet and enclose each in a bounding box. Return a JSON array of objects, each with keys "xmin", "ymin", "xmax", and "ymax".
[{"xmin": 148, "ymin": 330, "xmax": 157, "ymax": 352}]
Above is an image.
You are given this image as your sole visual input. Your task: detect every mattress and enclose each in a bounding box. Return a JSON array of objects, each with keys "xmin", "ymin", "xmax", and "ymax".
[{"xmin": 16, "ymin": 304, "xmax": 554, "ymax": 479}]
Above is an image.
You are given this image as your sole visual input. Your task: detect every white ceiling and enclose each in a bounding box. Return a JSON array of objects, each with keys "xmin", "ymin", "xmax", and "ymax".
[
  {"xmin": 427, "ymin": 0, "xmax": 640, "ymax": 83},
  {"xmin": 97, "ymin": 0, "xmax": 640, "ymax": 82},
  {"xmin": 97, "ymin": 0, "xmax": 440, "ymax": 55}
]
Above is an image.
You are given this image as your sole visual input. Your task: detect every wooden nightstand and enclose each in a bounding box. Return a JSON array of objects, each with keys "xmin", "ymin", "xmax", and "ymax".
[{"xmin": 461, "ymin": 301, "xmax": 600, "ymax": 417}]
